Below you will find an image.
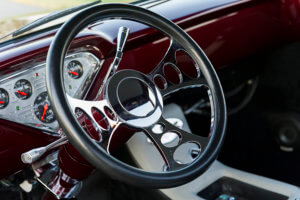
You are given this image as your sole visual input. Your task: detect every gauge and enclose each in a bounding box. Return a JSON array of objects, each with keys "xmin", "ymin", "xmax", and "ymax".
[
  {"xmin": 14, "ymin": 79, "xmax": 32, "ymax": 100},
  {"xmin": 34, "ymin": 92, "xmax": 56, "ymax": 123},
  {"xmin": 0, "ymin": 88, "xmax": 9, "ymax": 109},
  {"xmin": 67, "ymin": 60, "xmax": 83, "ymax": 79}
]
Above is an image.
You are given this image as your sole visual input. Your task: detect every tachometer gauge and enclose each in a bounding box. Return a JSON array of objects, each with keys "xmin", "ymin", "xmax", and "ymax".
[
  {"xmin": 67, "ymin": 60, "xmax": 83, "ymax": 79},
  {"xmin": 34, "ymin": 92, "xmax": 56, "ymax": 123},
  {"xmin": 14, "ymin": 79, "xmax": 32, "ymax": 100},
  {"xmin": 0, "ymin": 88, "xmax": 9, "ymax": 109}
]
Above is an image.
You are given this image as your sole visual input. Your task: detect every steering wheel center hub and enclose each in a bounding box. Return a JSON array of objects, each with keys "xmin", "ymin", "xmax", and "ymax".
[
  {"xmin": 106, "ymin": 70, "xmax": 163, "ymax": 128},
  {"xmin": 117, "ymin": 78, "xmax": 156, "ymax": 117}
]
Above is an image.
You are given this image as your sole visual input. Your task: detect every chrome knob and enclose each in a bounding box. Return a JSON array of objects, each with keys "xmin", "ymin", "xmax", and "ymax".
[
  {"xmin": 21, "ymin": 136, "xmax": 67, "ymax": 164},
  {"xmin": 116, "ymin": 26, "xmax": 130, "ymax": 53},
  {"xmin": 21, "ymin": 147, "xmax": 47, "ymax": 164},
  {"xmin": 113, "ymin": 26, "xmax": 130, "ymax": 73}
]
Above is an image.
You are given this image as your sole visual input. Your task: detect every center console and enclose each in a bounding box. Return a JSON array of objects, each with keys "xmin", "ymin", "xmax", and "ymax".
[{"xmin": 160, "ymin": 160, "xmax": 300, "ymax": 200}]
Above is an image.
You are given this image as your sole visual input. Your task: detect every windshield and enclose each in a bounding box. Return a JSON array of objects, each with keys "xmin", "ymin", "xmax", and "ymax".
[{"xmin": 0, "ymin": 0, "xmax": 135, "ymax": 42}]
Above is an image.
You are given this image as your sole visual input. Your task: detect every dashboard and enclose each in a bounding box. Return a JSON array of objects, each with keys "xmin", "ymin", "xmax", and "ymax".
[
  {"xmin": 0, "ymin": 0, "xmax": 293, "ymax": 183},
  {"xmin": 0, "ymin": 52, "xmax": 101, "ymax": 135}
]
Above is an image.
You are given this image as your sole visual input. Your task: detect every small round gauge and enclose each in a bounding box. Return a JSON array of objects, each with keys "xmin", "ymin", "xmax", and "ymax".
[
  {"xmin": 67, "ymin": 60, "xmax": 83, "ymax": 79},
  {"xmin": 14, "ymin": 79, "xmax": 32, "ymax": 100},
  {"xmin": 0, "ymin": 88, "xmax": 9, "ymax": 109},
  {"xmin": 34, "ymin": 92, "xmax": 56, "ymax": 123}
]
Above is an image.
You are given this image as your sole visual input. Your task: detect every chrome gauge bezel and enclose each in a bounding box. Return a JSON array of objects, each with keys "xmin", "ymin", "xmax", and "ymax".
[
  {"xmin": 66, "ymin": 60, "xmax": 84, "ymax": 79},
  {"xmin": 0, "ymin": 88, "xmax": 9, "ymax": 109},
  {"xmin": 0, "ymin": 52, "xmax": 102, "ymax": 136},
  {"xmin": 14, "ymin": 79, "xmax": 33, "ymax": 100},
  {"xmin": 33, "ymin": 91, "xmax": 56, "ymax": 124}
]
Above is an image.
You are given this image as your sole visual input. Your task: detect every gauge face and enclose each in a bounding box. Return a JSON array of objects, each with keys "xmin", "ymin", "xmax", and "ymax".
[
  {"xmin": 14, "ymin": 79, "xmax": 32, "ymax": 100},
  {"xmin": 67, "ymin": 60, "xmax": 83, "ymax": 79},
  {"xmin": 0, "ymin": 88, "xmax": 9, "ymax": 109},
  {"xmin": 34, "ymin": 92, "xmax": 56, "ymax": 123}
]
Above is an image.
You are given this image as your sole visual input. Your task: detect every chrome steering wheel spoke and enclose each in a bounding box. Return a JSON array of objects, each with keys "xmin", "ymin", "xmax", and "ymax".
[
  {"xmin": 66, "ymin": 95, "xmax": 120, "ymax": 152},
  {"xmin": 143, "ymin": 116, "xmax": 209, "ymax": 171},
  {"xmin": 149, "ymin": 39, "xmax": 179, "ymax": 76},
  {"xmin": 148, "ymin": 39, "xmax": 208, "ymax": 97}
]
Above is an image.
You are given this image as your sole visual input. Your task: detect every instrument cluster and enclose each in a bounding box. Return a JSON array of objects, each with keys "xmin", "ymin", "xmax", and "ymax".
[{"xmin": 0, "ymin": 52, "xmax": 101, "ymax": 135}]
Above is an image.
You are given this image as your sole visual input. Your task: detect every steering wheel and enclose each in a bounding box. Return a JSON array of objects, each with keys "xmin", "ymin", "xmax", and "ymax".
[{"xmin": 46, "ymin": 3, "xmax": 227, "ymax": 188}]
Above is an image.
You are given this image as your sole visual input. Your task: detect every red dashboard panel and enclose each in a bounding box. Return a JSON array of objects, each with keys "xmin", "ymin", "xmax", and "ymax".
[{"xmin": 0, "ymin": 0, "xmax": 294, "ymax": 178}]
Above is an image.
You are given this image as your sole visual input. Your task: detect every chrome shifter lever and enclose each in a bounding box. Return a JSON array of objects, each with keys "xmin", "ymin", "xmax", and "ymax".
[
  {"xmin": 21, "ymin": 136, "xmax": 68, "ymax": 164},
  {"xmin": 98, "ymin": 27, "xmax": 130, "ymax": 96},
  {"xmin": 113, "ymin": 26, "xmax": 130, "ymax": 73}
]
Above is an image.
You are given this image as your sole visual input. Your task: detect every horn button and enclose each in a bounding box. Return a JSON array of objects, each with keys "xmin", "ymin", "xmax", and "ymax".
[
  {"xmin": 106, "ymin": 70, "xmax": 163, "ymax": 128},
  {"xmin": 118, "ymin": 78, "xmax": 156, "ymax": 117}
]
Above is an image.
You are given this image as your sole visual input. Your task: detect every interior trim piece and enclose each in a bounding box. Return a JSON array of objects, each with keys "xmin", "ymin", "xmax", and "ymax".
[{"xmin": 161, "ymin": 161, "xmax": 300, "ymax": 200}]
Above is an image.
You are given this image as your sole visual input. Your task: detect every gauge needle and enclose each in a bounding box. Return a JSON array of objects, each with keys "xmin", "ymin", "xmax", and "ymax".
[
  {"xmin": 0, "ymin": 101, "xmax": 4, "ymax": 104},
  {"xmin": 68, "ymin": 70, "xmax": 78, "ymax": 76},
  {"xmin": 41, "ymin": 104, "xmax": 49, "ymax": 121},
  {"xmin": 17, "ymin": 91, "xmax": 27, "ymax": 96}
]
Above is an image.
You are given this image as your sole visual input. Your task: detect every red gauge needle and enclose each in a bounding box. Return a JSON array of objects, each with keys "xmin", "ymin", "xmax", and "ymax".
[
  {"xmin": 41, "ymin": 104, "xmax": 49, "ymax": 121},
  {"xmin": 17, "ymin": 91, "xmax": 27, "ymax": 96},
  {"xmin": 68, "ymin": 70, "xmax": 79, "ymax": 76},
  {"xmin": 0, "ymin": 101, "xmax": 4, "ymax": 104}
]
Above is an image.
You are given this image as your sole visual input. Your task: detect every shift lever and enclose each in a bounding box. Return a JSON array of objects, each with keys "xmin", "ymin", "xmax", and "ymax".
[
  {"xmin": 21, "ymin": 136, "xmax": 68, "ymax": 164},
  {"xmin": 113, "ymin": 26, "xmax": 130, "ymax": 73},
  {"xmin": 98, "ymin": 27, "xmax": 130, "ymax": 95}
]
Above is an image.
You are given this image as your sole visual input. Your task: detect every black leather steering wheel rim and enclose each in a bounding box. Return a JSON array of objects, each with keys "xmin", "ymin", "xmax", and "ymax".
[{"xmin": 46, "ymin": 3, "xmax": 227, "ymax": 188}]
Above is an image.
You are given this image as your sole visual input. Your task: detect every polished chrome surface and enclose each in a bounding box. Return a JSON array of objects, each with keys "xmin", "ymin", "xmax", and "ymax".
[
  {"xmin": 140, "ymin": 40, "xmax": 213, "ymax": 171},
  {"xmin": 143, "ymin": 117, "xmax": 208, "ymax": 171},
  {"xmin": 0, "ymin": 52, "xmax": 101, "ymax": 134},
  {"xmin": 44, "ymin": 170, "xmax": 82, "ymax": 199},
  {"xmin": 115, "ymin": 27, "xmax": 130, "ymax": 63},
  {"xmin": 149, "ymin": 40, "xmax": 206, "ymax": 97},
  {"xmin": 128, "ymin": 103, "xmax": 197, "ymax": 172},
  {"xmin": 21, "ymin": 147, "xmax": 47, "ymax": 164},
  {"xmin": 114, "ymin": 26, "xmax": 130, "ymax": 73},
  {"xmin": 65, "ymin": 40, "xmax": 214, "ymax": 171},
  {"xmin": 34, "ymin": 159, "xmax": 82, "ymax": 200},
  {"xmin": 67, "ymin": 62, "xmax": 211, "ymax": 170},
  {"xmin": 98, "ymin": 27, "xmax": 130, "ymax": 96},
  {"xmin": 117, "ymin": 78, "xmax": 156, "ymax": 117},
  {"xmin": 147, "ymin": 117, "xmax": 183, "ymax": 145},
  {"xmin": 66, "ymin": 69, "xmax": 164, "ymax": 152},
  {"xmin": 66, "ymin": 95, "xmax": 120, "ymax": 152},
  {"xmin": 106, "ymin": 70, "xmax": 164, "ymax": 128},
  {"xmin": 21, "ymin": 136, "xmax": 68, "ymax": 164}
]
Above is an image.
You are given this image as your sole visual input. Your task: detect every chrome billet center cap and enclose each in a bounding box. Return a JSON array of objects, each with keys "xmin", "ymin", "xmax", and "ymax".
[
  {"xmin": 106, "ymin": 70, "xmax": 163, "ymax": 128},
  {"xmin": 118, "ymin": 78, "xmax": 156, "ymax": 117}
]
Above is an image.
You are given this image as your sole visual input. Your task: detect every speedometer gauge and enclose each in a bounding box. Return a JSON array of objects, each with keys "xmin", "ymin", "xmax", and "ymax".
[
  {"xmin": 67, "ymin": 60, "xmax": 83, "ymax": 79},
  {"xmin": 14, "ymin": 79, "xmax": 32, "ymax": 100},
  {"xmin": 0, "ymin": 88, "xmax": 9, "ymax": 109},
  {"xmin": 34, "ymin": 92, "xmax": 56, "ymax": 123}
]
